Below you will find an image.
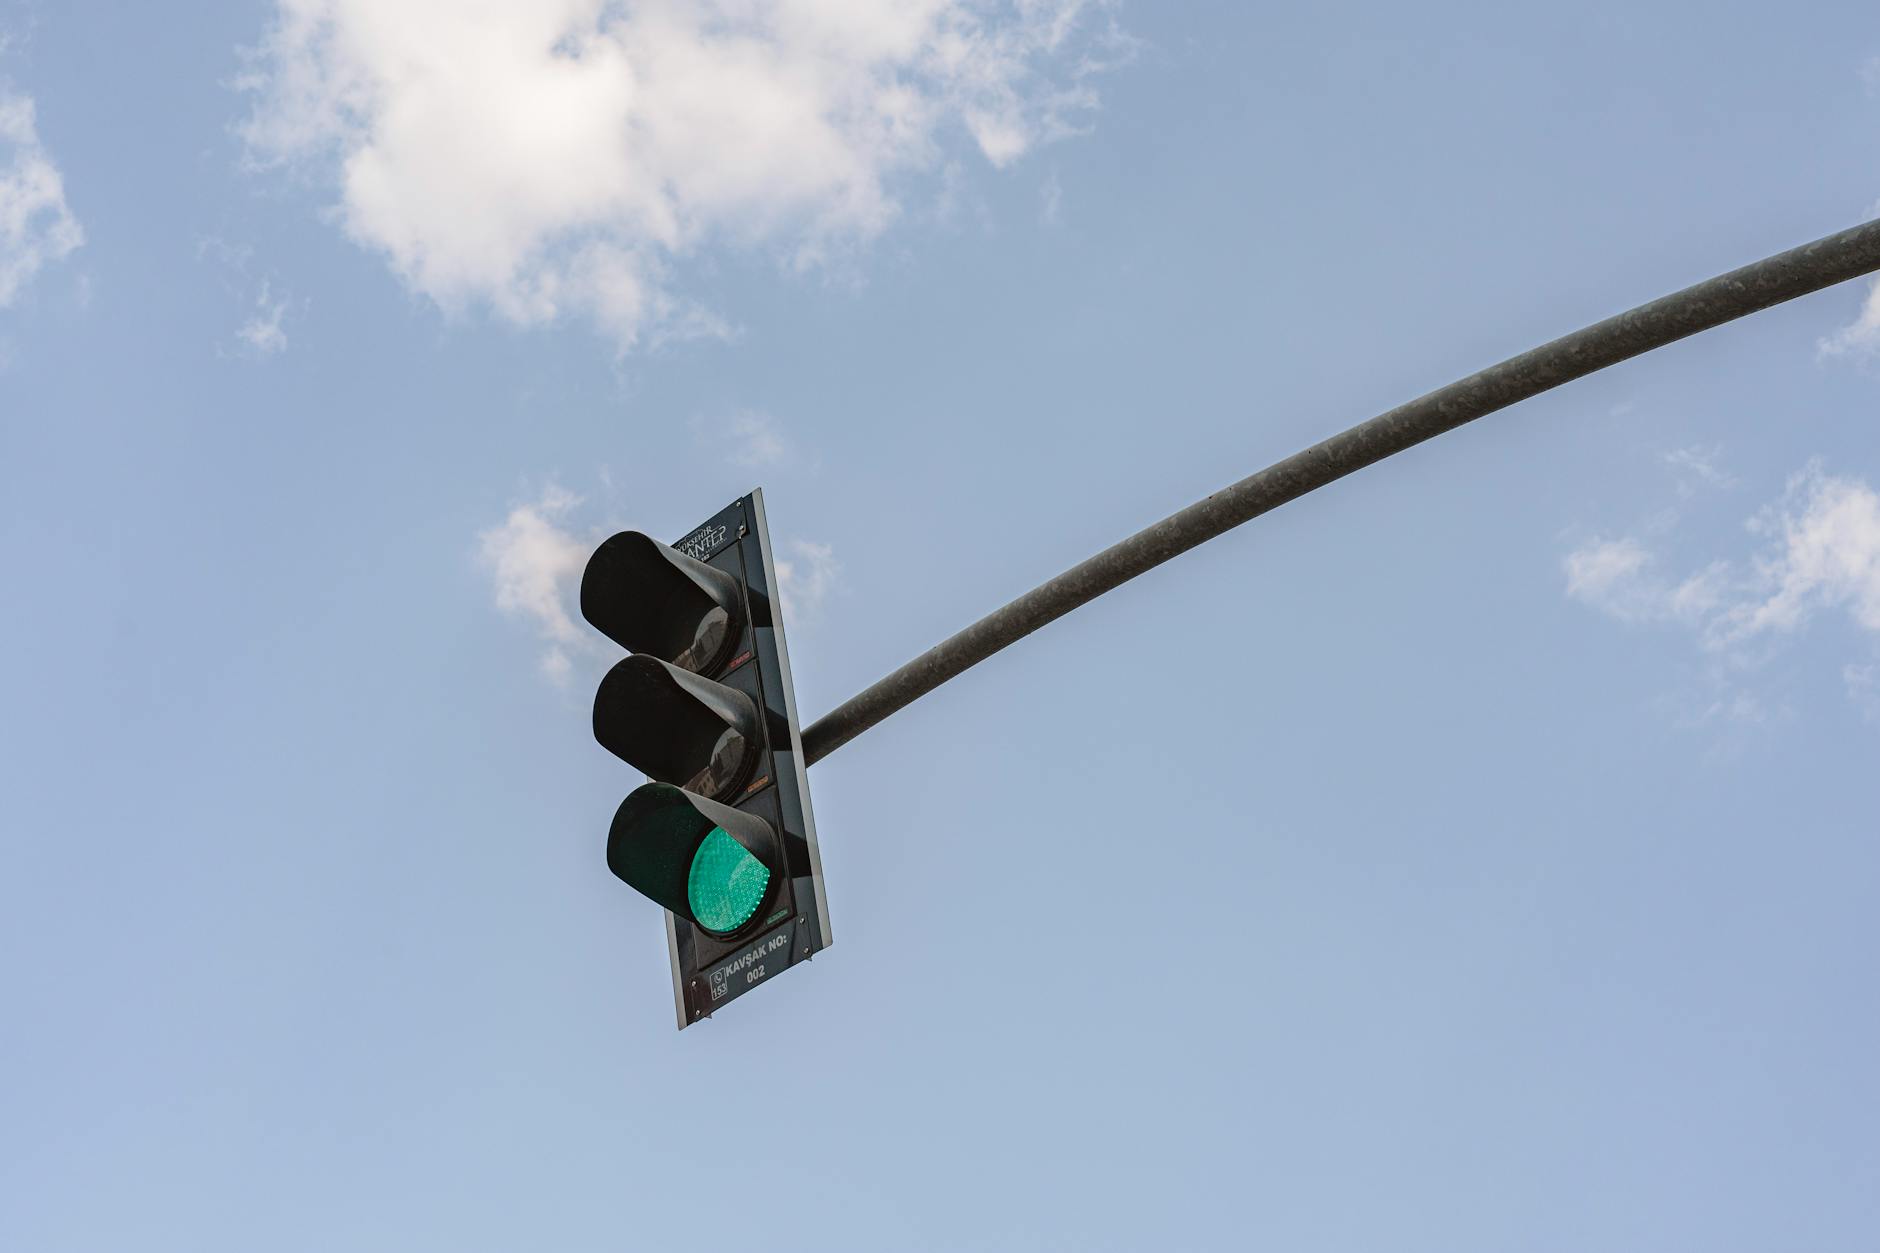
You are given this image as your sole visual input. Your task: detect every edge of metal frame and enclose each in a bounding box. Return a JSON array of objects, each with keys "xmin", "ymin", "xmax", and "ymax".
[
  {"xmin": 664, "ymin": 911, "xmax": 686, "ymax": 1028},
  {"xmin": 746, "ymin": 488, "xmax": 833, "ymax": 948}
]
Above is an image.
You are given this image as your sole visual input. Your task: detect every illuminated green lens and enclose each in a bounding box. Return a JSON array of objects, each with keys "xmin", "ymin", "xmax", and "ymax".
[{"xmin": 687, "ymin": 828, "xmax": 770, "ymax": 933}]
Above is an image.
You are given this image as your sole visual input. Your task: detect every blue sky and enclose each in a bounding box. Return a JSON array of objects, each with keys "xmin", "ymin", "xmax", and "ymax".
[{"xmin": 4, "ymin": 2, "xmax": 1880, "ymax": 1249}]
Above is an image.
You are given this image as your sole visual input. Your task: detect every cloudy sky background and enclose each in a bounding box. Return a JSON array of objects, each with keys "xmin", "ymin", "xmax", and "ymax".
[{"xmin": 4, "ymin": 2, "xmax": 1879, "ymax": 1249}]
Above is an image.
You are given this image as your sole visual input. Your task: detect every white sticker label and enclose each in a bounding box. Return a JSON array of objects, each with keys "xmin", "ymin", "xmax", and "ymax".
[
  {"xmin": 675, "ymin": 524, "xmax": 729, "ymax": 562},
  {"xmin": 706, "ymin": 928, "xmax": 793, "ymax": 1001}
]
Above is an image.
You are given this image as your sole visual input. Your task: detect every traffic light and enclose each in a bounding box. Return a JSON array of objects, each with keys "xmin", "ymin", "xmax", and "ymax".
[{"xmin": 581, "ymin": 490, "xmax": 831, "ymax": 1027}]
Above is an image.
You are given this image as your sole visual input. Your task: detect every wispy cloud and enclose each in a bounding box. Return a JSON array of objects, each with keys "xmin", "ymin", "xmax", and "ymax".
[
  {"xmin": 1039, "ymin": 169, "xmax": 1063, "ymax": 226},
  {"xmin": 691, "ymin": 410, "xmax": 793, "ymax": 470},
  {"xmin": 1845, "ymin": 660, "xmax": 1880, "ymax": 722},
  {"xmin": 0, "ymin": 88, "xmax": 82, "ymax": 307},
  {"xmin": 1818, "ymin": 274, "xmax": 1880, "ymax": 359},
  {"xmin": 1564, "ymin": 536, "xmax": 1726, "ymax": 625},
  {"xmin": 237, "ymin": 278, "xmax": 291, "ymax": 356},
  {"xmin": 776, "ymin": 539, "xmax": 841, "ymax": 627},
  {"xmin": 1662, "ymin": 444, "xmax": 1736, "ymax": 494},
  {"xmin": 479, "ymin": 485, "xmax": 594, "ymax": 684},
  {"xmin": 1565, "ymin": 462, "xmax": 1880, "ymax": 713},
  {"xmin": 239, "ymin": 1, "xmax": 1126, "ymax": 349},
  {"xmin": 199, "ymin": 236, "xmax": 297, "ymax": 357},
  {"xmin": 479, "ymin": 480, "xmax": 839, "ymax": 682},
  {"xmin": 1709, "ymin": 465, "xmax": 1880, "ymax": 644}
]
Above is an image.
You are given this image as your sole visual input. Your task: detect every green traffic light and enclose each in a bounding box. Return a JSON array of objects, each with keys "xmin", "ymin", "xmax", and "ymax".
[{"xmin": 687, "ymin": 827, "xmax": 771, "ymax": 933}]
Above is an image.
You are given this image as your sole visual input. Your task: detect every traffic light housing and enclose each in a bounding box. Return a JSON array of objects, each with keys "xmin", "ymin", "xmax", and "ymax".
[{"xmin": 581, "ymin": 490, "xmax": 830, "ymax": 1027}]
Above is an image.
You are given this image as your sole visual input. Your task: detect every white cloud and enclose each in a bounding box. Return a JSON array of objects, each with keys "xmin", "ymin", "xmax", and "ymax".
[
  {"xmin": 1662, "ymin": 444, "xmax": 1735, "ymax": 494},
  {"xmin": 0, "ymin": 88, "xmax": 82, "ymax": 306},
  {"xmin": 198, "ymin": 236, "xmax": 299, "ymax": 357},
  {"xmin": 1565, "ymin": 535, "xmax": 1649, "ymax": 606},
  {"xmin": 1713, "ymin": 465, "xmax": 1880, "ymax": 642},
  {"xmin": 1563, "ymin": 536, "xmax": 1725, "ymax": 625},
  {"xmin": 478, "ymin": 479, "xmax": 837, "ymax": 681},
  {"xmin": 1819, "ymin": 274, "xmax": 1880, "ymax": 359},
  {"xmin": 1039, "ymin": 168, "xmax": 1062, "ymax": 225},
  {"xmin": 478, "ymin": 484, "xmax": 594, "ymax": 683},
  {"xmin": 776, "ymin": 538, "xmax": 840, "ymax": 626},
  {"xmin": 241, "ymin": 0, "xmax": 1122, "ymax": 347},
  {"xmin": 237, "ymin": 278, "xmax": 292, "ymax": 355},
  {"xmin": 1845, "ymin": 660, "xmax": 1880, "ymax": 720},
  {"xmin": 692, "ymin": 409, "xmax": 792, "ymax": 469},
  {"xmin": 1566, "ymin": 463, "xmax": 1880, "ymax": 714},
  {"xmin": 732, "ymin": 412, "xmax": 788, "ymax": 467}
]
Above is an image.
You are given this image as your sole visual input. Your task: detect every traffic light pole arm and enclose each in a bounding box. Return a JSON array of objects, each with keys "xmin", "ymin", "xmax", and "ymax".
[{"xmin": 799, "ymin": 218, "xmax": 1880, "ymax": 766}]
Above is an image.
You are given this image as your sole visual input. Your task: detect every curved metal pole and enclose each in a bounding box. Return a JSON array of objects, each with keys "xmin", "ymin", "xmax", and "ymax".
[{"xmin": 801, "ymin": 219, "xmax": 1880, "ymax": 766}]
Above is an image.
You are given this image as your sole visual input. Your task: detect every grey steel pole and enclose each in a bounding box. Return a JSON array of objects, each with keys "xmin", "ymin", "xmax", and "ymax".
[{"xmin": 801, "ymin": 218, "xmax": 1880, "ymax": 766}]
